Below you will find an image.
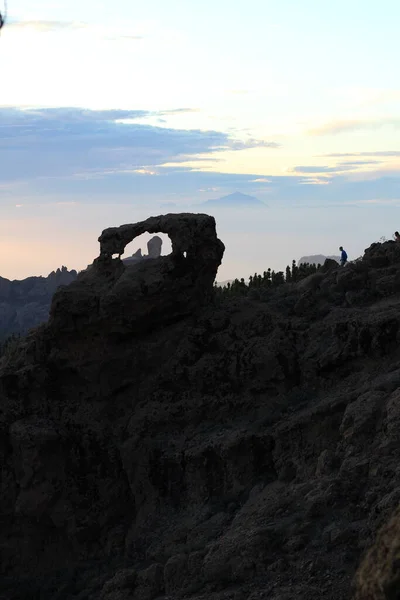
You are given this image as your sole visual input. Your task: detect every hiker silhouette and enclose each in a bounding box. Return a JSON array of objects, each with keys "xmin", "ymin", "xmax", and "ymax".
[{"xmin": 339, "ymin": 246, "xmax": 348, "ymax": 266}]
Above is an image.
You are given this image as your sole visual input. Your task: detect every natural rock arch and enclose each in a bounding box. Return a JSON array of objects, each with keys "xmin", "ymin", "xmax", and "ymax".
[
  {"xmin": 50, "ymin": 213, "xmax": 225, "ymax": 336},
  {"xmin": 97, "ymin": 213, "xmax": 223, "ymax": 266}
]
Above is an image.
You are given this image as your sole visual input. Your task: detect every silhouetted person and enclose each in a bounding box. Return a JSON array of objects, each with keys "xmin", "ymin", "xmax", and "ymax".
[
  {"xmin": 339, "ymin": 246, "xmax": 347, "ymax": 266},
  {"xmin": 394, "ymin": 231, "xmax": 400, "ymax": 242}
]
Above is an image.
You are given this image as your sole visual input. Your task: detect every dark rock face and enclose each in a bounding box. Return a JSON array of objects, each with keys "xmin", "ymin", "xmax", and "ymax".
[
  {"xmin": 0, "ymin": 266, "xmax": 77, "ymax": 339},
  {"xmin": 2, "ymin": 230, "xmax": 400, "ymax": 599},
  {"xmin": 354, "ymin": 503, "xmax": 400, "ymax": 600}
]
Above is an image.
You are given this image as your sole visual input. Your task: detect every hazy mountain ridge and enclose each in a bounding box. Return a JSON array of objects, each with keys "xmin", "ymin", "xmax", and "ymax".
[
  {"xmin": 298, "ymin": 253, "xmax": 340, "ymax": 265},
  {"xmin": 0, "ymin": 266, "xmax": 77, "ymax": 339}
]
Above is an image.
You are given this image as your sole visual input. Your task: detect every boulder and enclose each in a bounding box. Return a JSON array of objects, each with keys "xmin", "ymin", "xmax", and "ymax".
[
  {"xmin": 364, "ymin": 240, "xmax": 400, "ymax": 269},
  {"xmin": 320, "ymin": 257, "xmax": 340, "ymax": 273},
  {"xmin": 147, "ymin": 235, "xmax": 162, "ymax": 259}
]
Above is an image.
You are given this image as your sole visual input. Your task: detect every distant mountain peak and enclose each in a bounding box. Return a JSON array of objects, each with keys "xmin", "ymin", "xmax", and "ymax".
[
  {"xmin": 202, "ymin": 191, "xmax": 266, "ymax": 207},
  {"xmin": 298, "ymin": 254, "xmax": 340, "ymax": 266}
]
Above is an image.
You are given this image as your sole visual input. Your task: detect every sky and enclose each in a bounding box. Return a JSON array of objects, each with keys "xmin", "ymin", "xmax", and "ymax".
[{"xmin": 0, "ymin": 0, "xmax": 399, "ymax": 281}]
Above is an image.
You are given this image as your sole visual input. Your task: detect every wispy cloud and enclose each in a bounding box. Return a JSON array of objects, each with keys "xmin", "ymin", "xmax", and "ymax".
[
  {"xmin": 1, "ymin": 107, "xmax": 399, "ymax": 207},
  {"xmin": 7, "ymin": 19, "xmax": 145, "ymax": 42},
  {"xmin": 158, "ymin": 108, "xmax": 201, "ymax": 116},
  {"xmin": 308, "ymin": 118, "xmax": 400, "ymax": 136},
  {"xmin": 292, "ymin": 166, "xmax": 338, "ymax": 173},
  {"xmin": 321, "ymin": 151, "xmax": 400, "ymax": 158},
  {"xmin": 8, "ymin": 20, "xmax": 87, "ymax": 32},
  {"xmin": 5, "ymin": 164, "xmax": 400, "ymax": 208},
  {"xmin": 353, "ymin": 199, "xmax": 399, "ymax": 205},
  {"xmin": 0, "ymin": 106, "xmax": 277, "ymax": 185},
  {"xmin": 229, "ymin": 138, "xmax": 280, "ymax": 150},
  {"xmin": 133, "ymin": 168, "xmax": 158, "ymax": 176},
  {"xmin": 298, "ymin": 177, "xmax": 331, "ymax": 185},
  {"xmin": 105, "ymin": 34, "xmax": 144, "ymax": 41},
  {"xmin": 291, "ymin": 160, "xmax": 382, "ymax": 174}
]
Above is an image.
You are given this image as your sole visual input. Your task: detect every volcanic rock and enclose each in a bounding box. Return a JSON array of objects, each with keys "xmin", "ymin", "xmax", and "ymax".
[
  {"xmin": 2, "ymin": 224, "xmax": 400, "ymax": 599},
  {"xmin": 147, "ymin": 235, "xmax": 162, "ymax": 259},
  {"xmin": 49, "ymin": 213, "xmax": 224, "ymax": 336}
]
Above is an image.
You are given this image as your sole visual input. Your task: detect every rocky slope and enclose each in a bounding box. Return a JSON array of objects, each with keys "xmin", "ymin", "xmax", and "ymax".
[
  {"xmin": 0, "ymin": 266, "xmax": 77, "ymax": 340},
  {"xmin": 0, "ymin": 213, "xmax": 400, "ymax": 600}
]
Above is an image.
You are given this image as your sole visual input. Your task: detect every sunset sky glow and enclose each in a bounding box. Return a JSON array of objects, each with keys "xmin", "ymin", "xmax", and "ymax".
[{"xmin": 1, "ymin": 0, "xmax": 399, "ymax": 280}]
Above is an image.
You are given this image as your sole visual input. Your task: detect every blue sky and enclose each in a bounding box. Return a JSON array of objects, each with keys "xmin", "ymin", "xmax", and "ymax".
[{"xmin": 0, "ymin": 0, "xmax": 399, "ymax": 280}]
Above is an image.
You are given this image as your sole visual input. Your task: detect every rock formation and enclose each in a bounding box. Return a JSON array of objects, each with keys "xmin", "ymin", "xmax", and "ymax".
[
  {"xmin": 354, "ymin": 504, "xmax": 400, "ymax": 599},
  {"xmin": 122, "ymin": 235, "xmax": 163, "ymax": 264},
  {"xmin": 147, "ymin": 235, "xmax": 162, "ymax": 258},
  {"xmin": 298, "ymin": 253, "xmax": 340, "ymax": 266},
  {"xmin": 49, "ymin": 213, "xmax": 224, "ymax": 336},
  {"xmin": 0, "ymin": 265, "xmax": 77, "ymax": 340},
  {"xmin": 2, "ymin": 221, "xmax": 400, "ymax": 600},
  {"xmin": 123, "ymin": 248, "xmax": 143, "ymax": 264},
  {"xmin": 215, "ymin": 278, "xmax": 234, "ymax": 287}
]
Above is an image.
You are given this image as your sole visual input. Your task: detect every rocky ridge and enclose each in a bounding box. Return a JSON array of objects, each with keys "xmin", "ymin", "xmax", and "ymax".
[
  {"xmin": 0, "ymin": 266, "xmax": 77, "ymax": 340},
  {"xmin": 0, "ymin": 213, "xmax": 400, "ymax": 599}
]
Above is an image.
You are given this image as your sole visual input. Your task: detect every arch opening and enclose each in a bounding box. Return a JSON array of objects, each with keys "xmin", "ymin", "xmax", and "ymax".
[{"xmin": 122, "ymin": 232, "xmax": 172, "ymax": 265}]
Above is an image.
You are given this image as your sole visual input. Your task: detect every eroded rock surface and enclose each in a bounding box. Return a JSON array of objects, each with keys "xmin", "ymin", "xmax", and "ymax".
[
  {"xmin": 2, "ymin": 228, "xmax": 400, "ymax": 599},
  {"xmin": 354, "ymin": 503, "xmax": 400, "ymax": 599}
]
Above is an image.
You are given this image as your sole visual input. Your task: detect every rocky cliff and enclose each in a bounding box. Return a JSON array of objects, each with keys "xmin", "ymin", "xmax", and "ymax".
[
  {"xmin": 0, "ymin": 266, "xmax": 77, "ymax": 340},
  {"xmin": 0, "ymin": 213, "xmax": 399, "ymax": 600}
]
